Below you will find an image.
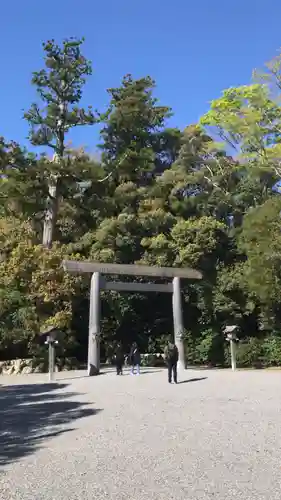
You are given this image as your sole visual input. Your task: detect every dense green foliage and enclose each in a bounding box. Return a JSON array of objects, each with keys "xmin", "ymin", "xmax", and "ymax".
[{"xmin": 2, "ymin": 38, "xmax": 281, "ymax": 366}]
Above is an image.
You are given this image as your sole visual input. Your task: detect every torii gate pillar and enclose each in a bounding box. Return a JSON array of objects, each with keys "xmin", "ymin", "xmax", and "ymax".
[
  {"xmin": 172, "ymin": 277, "xmax": 185, "ymax": 370},
  {"xmin": 88, "ymin": 272, "xmax": 101, "ymax": 376}
]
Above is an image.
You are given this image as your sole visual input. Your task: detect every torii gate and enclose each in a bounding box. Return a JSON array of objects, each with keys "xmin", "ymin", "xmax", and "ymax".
[{"xmin": 62, "ymin": 260, "xmax": 202, "ymax": 375}]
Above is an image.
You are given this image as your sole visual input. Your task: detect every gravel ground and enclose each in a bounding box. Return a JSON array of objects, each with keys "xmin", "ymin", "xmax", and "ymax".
[{"xmin": 1, "ymin": 367, "xmax": 281, "ymax": 499}]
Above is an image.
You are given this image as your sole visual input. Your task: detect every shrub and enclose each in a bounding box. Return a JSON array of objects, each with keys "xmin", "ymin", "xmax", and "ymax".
[
  {"xmin": 140, "ymin": 354, "xmax": 165, "ymax": 367},
  {"xmin": 262, "ymin": 337, "xmax": 281, "ymax": 366},
  {"xmin": 235, "ymin": 338, "xmax": 263, "ymax": 368},
  {"xmin": 183, "ymin": 330, "xmax": 197, "ymax": 365},
  {"xmin": 195, "ymin": 331, "xmax": 214, "ymax": 364},
  {"xmin": 194, "ymin": 328, "xmax": 225, "ymax": 366}
]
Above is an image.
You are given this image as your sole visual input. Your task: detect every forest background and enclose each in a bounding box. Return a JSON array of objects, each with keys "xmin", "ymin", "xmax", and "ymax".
[{"xmin": 2, "ymin": 37, "xmax": 281, "ymax": 369}]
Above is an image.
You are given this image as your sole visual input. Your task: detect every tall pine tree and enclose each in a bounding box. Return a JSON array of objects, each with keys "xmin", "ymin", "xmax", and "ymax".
[{"xmin": 24, "ymin": 37, "xmax": 100, "ymax": 248}]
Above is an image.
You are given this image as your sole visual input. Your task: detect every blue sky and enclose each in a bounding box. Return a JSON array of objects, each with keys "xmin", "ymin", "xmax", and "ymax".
[{"xmin": 1, "ymin": 0, "xmax": 281, "ymax": 154}]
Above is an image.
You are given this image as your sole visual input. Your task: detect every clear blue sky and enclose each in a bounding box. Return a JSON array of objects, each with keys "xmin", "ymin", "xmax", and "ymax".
[{"xmin": 2, "ymin": 0, "xmax": 281, "ymax": 154}]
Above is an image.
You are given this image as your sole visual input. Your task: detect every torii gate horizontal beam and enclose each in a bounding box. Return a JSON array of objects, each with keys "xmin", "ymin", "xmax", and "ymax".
[
  {"xmin": 62, "ymin": 260, "xmax": 202, "ymax": 280},
  {"xmin": 102, "ymin": 280, "xmax": 173, "ymax": 293}
]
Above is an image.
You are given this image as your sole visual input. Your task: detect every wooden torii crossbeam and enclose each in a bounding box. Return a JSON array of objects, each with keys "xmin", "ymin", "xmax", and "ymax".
[{"xmin": 62, "ymin": 260, "xmax": 202, "ymax": 375}]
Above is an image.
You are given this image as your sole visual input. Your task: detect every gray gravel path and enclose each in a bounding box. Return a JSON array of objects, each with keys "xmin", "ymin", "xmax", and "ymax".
[{"xmin": 1, "ymin": 367, "xmax": 281, "ymax": 499}]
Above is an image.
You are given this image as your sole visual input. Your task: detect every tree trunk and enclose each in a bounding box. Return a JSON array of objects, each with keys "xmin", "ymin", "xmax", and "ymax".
[
  {"xmin": 42, "ymin": 175, "xmax": 59, "ymax": 249},
  {"xmin": 42, "ymin": 130, "xmax": 64, "ymax": 248}
]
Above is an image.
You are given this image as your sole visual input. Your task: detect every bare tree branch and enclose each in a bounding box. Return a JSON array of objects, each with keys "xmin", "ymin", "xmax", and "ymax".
[{"xmin": 98, "ymin": 151, "xmax": 129, "ymax": 183}]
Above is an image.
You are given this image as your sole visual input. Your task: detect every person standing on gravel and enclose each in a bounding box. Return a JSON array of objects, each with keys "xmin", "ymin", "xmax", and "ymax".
[
  {"xmin": 129, "ymin": 342, "xmax": 141, "ymax": 375},
  {"xmin": 115, "ymin": 343, "xmax": 125, "ymax": 375},
  {"xmin": 164, "ymin": 340, "xmax": 179, "ymax": 384}
]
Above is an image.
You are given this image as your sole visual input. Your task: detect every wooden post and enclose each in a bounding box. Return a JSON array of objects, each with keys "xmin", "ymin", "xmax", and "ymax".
[
  {"xmin": 172, "ymin": 277, "xmax": 185, "ymax": 371},
  {"xmin": 88, "ymin": 272, "xmax": 101, "ymax": 376}
]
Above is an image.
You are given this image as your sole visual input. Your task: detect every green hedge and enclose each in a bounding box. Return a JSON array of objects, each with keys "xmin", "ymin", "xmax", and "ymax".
[
  {"xmin": 235, "ymin": 337, "xmax": 281, "ymax": 368},
  {"xmin": 184, "ymin": 329, "xmax": 226, "ymax": 367},
  {"xmin": 184, "ymin": 331, "xmax": 281, "ymax": 368}
]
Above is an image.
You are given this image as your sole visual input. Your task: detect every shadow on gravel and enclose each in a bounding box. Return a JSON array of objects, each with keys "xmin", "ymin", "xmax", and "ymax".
[
  {"xmin": 139, "ymin": 369, "xmax": 163, "ymax": 374},
  {"xmin": 58, "ymin": 368, "xmax": 163, "ymax": 381},
  {"xmin": 178, "ymin": 377, "xmax": 208, "ymax": 384},
  {"xmin": 59, "ymin": 375, "xmax": 89, "ymax": 381},
  {"xmin": 60, "ymin": 372, "xmax": 110, "ymax": 381},
  {"xmin": 0, "ymin": 382, "xmax": 102, "ymax": 467}
]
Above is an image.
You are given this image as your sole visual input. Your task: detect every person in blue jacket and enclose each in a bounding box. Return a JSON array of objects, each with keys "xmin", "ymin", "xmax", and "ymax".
[{"xmin": 129, "ymin": 342, "xmax": 141, "ymax": 375}]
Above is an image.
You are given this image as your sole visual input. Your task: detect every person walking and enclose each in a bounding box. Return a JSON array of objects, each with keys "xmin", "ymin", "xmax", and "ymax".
[
  {"xmin": 164, "ymin": 340, "xmax": 179, "ymax": 384},
  {"xmin": 115, "ymin": 343, "xmax": 125, "ymax": 375},
  {"xmin": 129, "ymin": 342, "xmax": 141, "ymax": 375}
]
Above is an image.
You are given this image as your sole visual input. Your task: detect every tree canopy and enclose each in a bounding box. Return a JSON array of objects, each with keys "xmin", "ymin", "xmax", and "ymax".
[{"xmin": 2, "ymin": 38, "xmax": 281, "ymax": 367}]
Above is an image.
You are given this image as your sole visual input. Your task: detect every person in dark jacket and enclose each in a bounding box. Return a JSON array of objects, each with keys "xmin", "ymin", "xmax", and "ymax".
[
  {"xmin": 164, "ymin": 340, "xmax": 179, "ymax": 384},
  {"xmin": 115, "ymin": 344, "xmax": 125, "ymax": 375},
  {"xmin": 129, "ymin": 342, "xmax": 141, "ymax": 375}
]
